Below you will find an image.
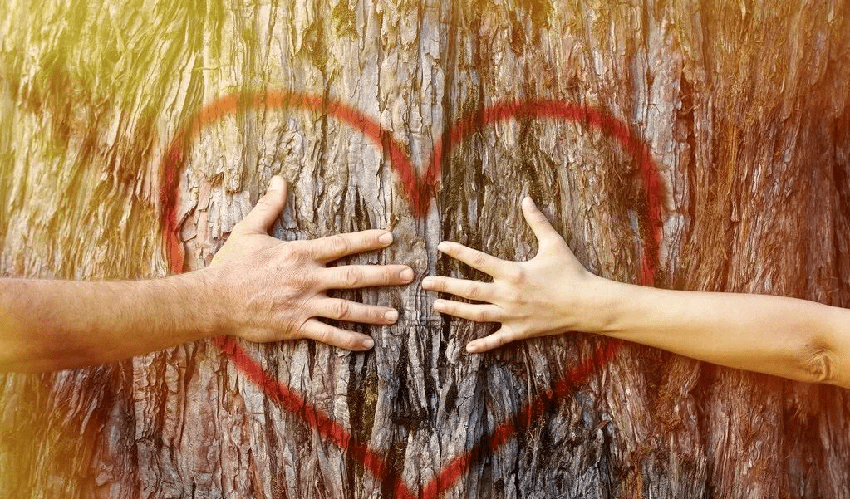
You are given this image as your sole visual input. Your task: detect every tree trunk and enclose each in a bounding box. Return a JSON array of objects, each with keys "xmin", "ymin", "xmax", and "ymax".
[{"xmin": 1, "ymin": 1, "xmax": 849, "ymax": 498}]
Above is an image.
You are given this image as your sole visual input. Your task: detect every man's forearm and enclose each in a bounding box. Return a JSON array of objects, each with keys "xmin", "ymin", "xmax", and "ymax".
[
  {"xmin": 0, "ymin": 272, "xmax": 222, "ymax": 372},
  {"xmin": 598, "ymin": 281, "xmax": 850, "ymax": 387}
]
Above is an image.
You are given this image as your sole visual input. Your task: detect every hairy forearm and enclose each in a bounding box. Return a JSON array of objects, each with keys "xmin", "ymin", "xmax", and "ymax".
[
  {"xmin": 594, "ymin": 281, "xmax": 850, "ymax": 388},
  {"xmin": 0, "ymin": 272, "xmax": 222, "ymax": 372}
]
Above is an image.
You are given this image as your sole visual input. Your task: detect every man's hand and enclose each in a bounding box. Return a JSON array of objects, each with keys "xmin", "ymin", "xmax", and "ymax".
[
  {"xmin": 422, "ymin": 197, "xmax": 609, "ymax": 353},
  {"xmin": 208, "ymin": 176, "xmax": 414, "ymax": 350}
]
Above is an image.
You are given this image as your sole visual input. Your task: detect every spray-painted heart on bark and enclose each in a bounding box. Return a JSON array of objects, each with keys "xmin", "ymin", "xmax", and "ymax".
[{"xmin": 159, "ymin": 91, "xmax": 663, "ymax": 499}]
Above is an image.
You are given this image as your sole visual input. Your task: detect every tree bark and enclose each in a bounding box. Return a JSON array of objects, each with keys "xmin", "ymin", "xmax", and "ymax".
[{"xmin": 1, "ymin": 1, "xmax": 849, "ymax": 498}]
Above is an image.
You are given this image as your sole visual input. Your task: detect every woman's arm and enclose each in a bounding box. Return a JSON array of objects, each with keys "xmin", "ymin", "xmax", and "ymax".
[
  {"xmin": 0, "ymin": 176, "xmax": 414, "ymax": 373},
  {"xmin": 598, "ymin": 282, "xmax": 850, "ymax": 387},
  {"xmin": 422, "ymin": 197, "xmax": 850, "ymax": 388}
]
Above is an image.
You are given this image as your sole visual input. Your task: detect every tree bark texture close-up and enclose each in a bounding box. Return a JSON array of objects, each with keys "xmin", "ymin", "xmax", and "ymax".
[{"xmin": 1, "ymin": 1, "xmax": 849, "ymax": 498}]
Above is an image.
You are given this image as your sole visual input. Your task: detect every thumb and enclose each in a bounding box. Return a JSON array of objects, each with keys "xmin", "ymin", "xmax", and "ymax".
[
  {"xmin": 234, "ymin": 176, "xmax": 287, "ymax": 235},
  {"xmin": 522, "ymin": 197, "xmax": 563, "ymax": 251}
]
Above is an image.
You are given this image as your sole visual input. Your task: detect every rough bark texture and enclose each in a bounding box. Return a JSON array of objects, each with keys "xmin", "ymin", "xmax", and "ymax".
[{"xmin": 1, "ymin": 1, "xmax": 849, "ymax": 498}]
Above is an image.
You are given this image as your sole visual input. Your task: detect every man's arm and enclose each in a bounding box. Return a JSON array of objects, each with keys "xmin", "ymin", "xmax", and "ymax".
[
  {"xmin": 0, "ymin": 274, "xmax": 222, "ymax": 372},
  {"xmin": 423, "ymin": 197, "xmax": 850, "ymax": 388},
  {"xmin": 0, "ymin": 176, "xmax": 414, "ymax": 372}
]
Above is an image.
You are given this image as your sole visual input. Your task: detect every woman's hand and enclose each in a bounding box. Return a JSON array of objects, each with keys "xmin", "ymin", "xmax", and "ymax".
[
  {"xmin": 422, "ymin": 197, "xmax": 611, "ymax": 353},
  {"xmin": 208, "ymin": 176, "xmax": 414, "ymax": 350},
  {"xmin": 423, "ymin": 198, "xmax": 850, "ymax": 388}
]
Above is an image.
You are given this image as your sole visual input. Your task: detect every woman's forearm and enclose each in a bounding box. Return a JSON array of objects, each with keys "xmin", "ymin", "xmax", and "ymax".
[
  {"xmin": 0, "ymin": 273, "xmax": 221, "ymax": 372},
  {"xmin": 597, "ymin": 281, "xmax": 850, "ymax": 388},
  {"xmin": 427, "ymin": 198, "xmax": 850, "ymax": 388}
]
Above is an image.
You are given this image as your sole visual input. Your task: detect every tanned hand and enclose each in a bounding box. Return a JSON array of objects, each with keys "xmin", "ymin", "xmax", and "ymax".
[{"xmin": 208, "ymin": 176, "xmax": 414, "ymax": 350}]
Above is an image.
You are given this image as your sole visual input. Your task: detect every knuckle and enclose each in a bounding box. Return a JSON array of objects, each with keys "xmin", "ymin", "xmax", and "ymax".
[
  {"xmin": 498, "ymin": 328, "xmax": 517, "ymax": 345},
  {"xmin": 343, "ymin": 268, "xmax": 361, "ymax": 287},
  {"xmin": 346, "ymin": 335, "xmax": 361, "ymax": 350},
  {"xmin": 316, "ymin": 327, "xmax": 330, "ymax": 344},
  {"xmin": 470, "ymin": 251, "xmax": 487, "ymax": 268},
  {"xmin": 282, "ymin": 243, "xmax": 305, "ymax": 262},
  {"xmin": 330, "ymin": 234, "xmax": 351, "ymax": 255},
  {"xmin": 334, "ymin": 300, "xmax": 351, "ymax": 320},
  {"xmin": 382, "ymin": 268, "xmax": 395, "ymax": 285},
  {"xmin": 283, "ymin": 246, "xmax": 301, "ymax": 262},
  {"xmin": 293, "ymin": 272, "xmax": 314, "ymax": 290},
  {"xmin": 466, "ymin": 283, "xmax": 482, "ymax": 300},
  {"xmin": 505, "ymin": 266, "xmax": 525, "ymax": 284}
]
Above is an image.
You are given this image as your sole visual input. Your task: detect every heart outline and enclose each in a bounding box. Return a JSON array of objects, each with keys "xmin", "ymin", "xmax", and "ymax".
[{"xmin": 159, "ymin": 90, "xmax": 663, "ymax": 498}]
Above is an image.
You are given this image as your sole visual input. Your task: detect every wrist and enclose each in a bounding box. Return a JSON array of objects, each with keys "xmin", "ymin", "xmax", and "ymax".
[
  {"xmin": 179, "ymin": 267, "xmax": 232, "ymax": 338},
  {"xmin": 573, "ymin": 276, "xmax": 638, "ymax": 335}
]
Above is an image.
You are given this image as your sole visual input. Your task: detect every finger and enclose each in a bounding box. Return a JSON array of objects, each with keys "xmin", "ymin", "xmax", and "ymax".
[
  {"xmin": 308, "ymin": 230, "xmax": 395, "ymax": 262},
  {"xmin": 233, "ymin": 176, "xmax": 287, "ymax": 235},
  {"xmin": 466, "ymin": 326, "xmax": 518, "ymax": 353},
  {"xmin": 313, "ymin": 297, "xmax": 400, "ymax": 325},
  {"xmin": 432, "ymin": 299, "xmax": 502, "ymax": 322},
  {"xmin": 320, "ymin": 265, "xmax": 415, "ymax": 289},
  {"xmin": 521, "ymin": 197, "xmax": 563, "ymax": 250},
  {"xmin": 436, "ymin": 241, "xmax": 506, "ymax": 277},
  {"xmin": 421, "ymin": 276, "xmax": 495, "ymax": 302},
  {"xmin": 301, "ymin": 318, "xmax": 375, "ymax": 350}
]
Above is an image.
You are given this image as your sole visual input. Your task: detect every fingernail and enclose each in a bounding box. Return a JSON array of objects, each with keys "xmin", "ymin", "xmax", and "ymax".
[
  {"xmin": 379, "ymin": 232, "xmax": 393, "ymax": 245},
  {"xmin": 437, "ymin": 241, "xmax": 450, "ymax": 252},
  {"xmin": 384, "ymin": 310, "xmax": 399, "ymax": 322},
  {"xmin": 362, "ymin": 338, "xmax": 375, "ymax": 349},
  {"xmin": 466, "ymin": 342, "xmax": 478, "ymax": 353},
  {"xmin": 422, "ymin": 276, "xmax": 434, "ymax": 288},
  {"xmin": 433, "ymin": 299, "xmax": 445, "ymax": 310},
  {"xmin": 400, "ymin": 268, "xmax": 414, "ymax": 282},
  {"xmin": 270, "ymin": 176, "xmax": 284, "ymax": 190}
]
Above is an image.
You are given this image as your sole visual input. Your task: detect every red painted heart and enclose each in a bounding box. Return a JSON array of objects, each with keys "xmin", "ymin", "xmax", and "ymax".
[{"xmin": 159, "ymin": 91, "xmax": 663, "ymax": 499}]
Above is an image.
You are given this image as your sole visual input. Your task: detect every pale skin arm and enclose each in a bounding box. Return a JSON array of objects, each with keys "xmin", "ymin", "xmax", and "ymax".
[
  {"xmin": 0, "ymin": 176, "xmax": 414, "ymax": 373},
  {"xmin": 423, "ymin": 197, "xmax": 850, "ymax": 389}
]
